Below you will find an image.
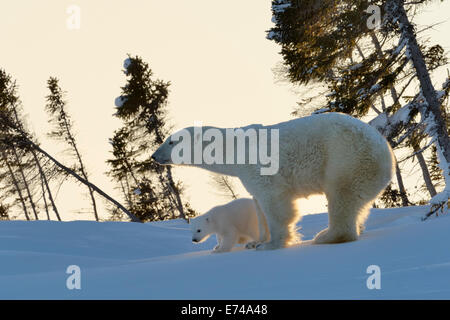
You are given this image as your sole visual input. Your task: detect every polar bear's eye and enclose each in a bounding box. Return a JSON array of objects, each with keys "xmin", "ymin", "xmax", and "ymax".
[
  {"xmin": 169, "ymin": 141, "xmax": 174, "ymax": 145},
  {"xmin": 197, "ymin": 229, "xmax": 201, "ymax": 233}
]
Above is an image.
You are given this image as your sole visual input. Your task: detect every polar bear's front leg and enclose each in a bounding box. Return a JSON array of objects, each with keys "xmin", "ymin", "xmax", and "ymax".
[
  {"xmin": 254, "ymin": 197, "xmax": 270, "ymax": 243},
  {"xmin": 254, "ymin": 194, "xmax": 301, "ymax": 250}
]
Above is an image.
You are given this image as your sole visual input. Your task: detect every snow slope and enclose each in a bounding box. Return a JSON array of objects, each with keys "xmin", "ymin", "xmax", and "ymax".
[{"xmin": 0, "ymin": 206, "xmax": 449, "ymax": 299}]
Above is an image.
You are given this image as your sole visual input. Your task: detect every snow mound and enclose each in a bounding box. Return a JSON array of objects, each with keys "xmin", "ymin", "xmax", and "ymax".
[{"xmin": 0, "ymin": 206, "xmax": 449, "ymax": 299}]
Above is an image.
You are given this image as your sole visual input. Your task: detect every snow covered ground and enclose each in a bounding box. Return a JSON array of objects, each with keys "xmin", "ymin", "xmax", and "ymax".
[{"xmin": 0, "ymin": 205, "xmax": 449, "ymax": 299}]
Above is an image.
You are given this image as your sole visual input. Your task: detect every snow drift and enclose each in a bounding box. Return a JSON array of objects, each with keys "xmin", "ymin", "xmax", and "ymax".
[{"xmin": 0, "ymin": 205, "xmax": 449, "ymax": 299}]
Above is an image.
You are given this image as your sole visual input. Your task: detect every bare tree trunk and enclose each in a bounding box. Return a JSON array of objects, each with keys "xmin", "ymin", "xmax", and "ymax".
[
  {"xmin": 9, "ymin": 106, "xmax": 39, "ymax": 219},
  {"xmin": 370, "ymin": 31, "xmax": 423, "ymax": 206},
  {"xmin": 395, "ymin": 163, "xmax": 410, "ymax": 206},
  {"xmin": 379, "ymin": 94, "xmax": 410, "ymax": 205},
  {"xmin": 414, "ymin": 147, "xmax": 437, "ymax": 197},
  {"xmin": 59, "ymin": 113, "xmax": 99, "ymax": 221},
  {"xmin": 71, "ymin": 141, "xmax": 99, "ymax": 221},
  {"xmin": 30, "ymin": 148, "xmax": 61, "ymax": 221},
  {"xmin": 11, "ymin": 146, "xmax": 39, "ymax": 219},
  {"xmin": 2, "ymin": 151, "xmax": 30, "ymax": 220},
  {"xmin": 391, "ymin": 0, "xmax": 450, "ymax": 188},
  {"xmin": 40, "ymin": 174, "xmax": 50, "ymax": 220},
  {"xmin": 28, "ymin": 141, "xmax": 141, "ymax": 222}
]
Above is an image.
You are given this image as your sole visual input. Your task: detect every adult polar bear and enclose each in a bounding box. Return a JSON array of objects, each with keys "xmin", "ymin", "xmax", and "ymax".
[{"xmin": 152, "ymin": 113, "xmax": 395, "ymax": 250}]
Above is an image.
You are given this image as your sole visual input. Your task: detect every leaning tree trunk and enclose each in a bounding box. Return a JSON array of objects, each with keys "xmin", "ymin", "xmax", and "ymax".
[
  {"xmin": 59, "ymin": 113, "xmax": 99, "ymax": 221},
  {"xmin": 370, "ymin": 30, "xmax": 438, "ymax": 203},
  {"xmin": 11, "ymin": 146, "xmax": 39, "ymax": 219},
  {"xmin": 379, "ymin": 95, "xmax": 410, "ymax": 206},
  {"xmin": 28, "ymin": 141, "xmax": 141, "ymax": 222},
  {"xmin": 378, "ymin": 95, "xmax": 410, "ymax": 206},
  {"xmin": 414, "ymin": 147, "xmax": 437, "ymax": 197},
  {"xmin": 39, "ymin": 173, "xmax": 50, "ymax": 220},
  {"xmin": 390, "ymin": 0, "xmax": 450, "ymax": 200},
  {"xmin": 395, "ymin": 163, "xmax": 409, "ymax": 206},
  {"xmin": 30, "ymin": 148, "xmax": 61, "ymax": 221},
  {"xmin": 71, "ymin": 141, "xmax": 99, "ymax": 221},
  {"xmin": 2, "ymin": 151, "xmax": 30, "ymax": 220},
  {"xmin": 9, "ymin": 106, "xmax": 39, "ymax": 219}
]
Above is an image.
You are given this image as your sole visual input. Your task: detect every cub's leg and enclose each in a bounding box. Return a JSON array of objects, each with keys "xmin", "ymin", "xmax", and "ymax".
[{"xmin": 213, "ymin": 231, "xmax": 238, "ymax": 253}]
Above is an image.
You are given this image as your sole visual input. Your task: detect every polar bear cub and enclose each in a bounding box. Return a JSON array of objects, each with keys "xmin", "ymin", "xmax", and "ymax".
[{"xmin": 190, "ymin": 198, "xmax": 269, "ymax": 253}]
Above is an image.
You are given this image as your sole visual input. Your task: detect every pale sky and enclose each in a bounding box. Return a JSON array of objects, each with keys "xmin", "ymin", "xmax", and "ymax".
[{"xmin": 1, "ymin": 1, "xmax": 449, "ymax": 220}]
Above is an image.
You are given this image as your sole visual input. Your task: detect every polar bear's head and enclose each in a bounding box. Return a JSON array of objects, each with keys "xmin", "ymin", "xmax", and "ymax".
[
  {"xmin": 151, "ymin": 127, "xmax": 199, "ymax": 165},
  {"xmin": 190, "ymin": 214, "xmax": 213, "ymax": 243}
]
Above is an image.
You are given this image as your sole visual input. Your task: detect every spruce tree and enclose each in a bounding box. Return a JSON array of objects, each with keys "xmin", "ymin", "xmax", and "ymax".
[
  {"xmin": 0, "ymin": 69, "xmax": 38, "ymax": 219},
  {"xmin": 268, "ymin": 0, "xmax": 449, "ymax": 208},
  {"xmin": 45, "ymin": 77, "xmax": 99, "ymax": 221},
  {"xmin": 109, "ymin": 55, "xmax": 195, "ymax": 221},
  {"xmin": 0, "ymin": 69, "xmax": 139, "ymax": 222}
]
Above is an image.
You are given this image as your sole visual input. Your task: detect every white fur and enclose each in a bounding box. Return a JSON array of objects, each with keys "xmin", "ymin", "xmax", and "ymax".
[
  {"xmin": 154, "ymin": 113, "xmax": 395, "ymax": 250},
  {"xmin": 190, "ymin": 198, "xmax": 269, "ymax": 253}
]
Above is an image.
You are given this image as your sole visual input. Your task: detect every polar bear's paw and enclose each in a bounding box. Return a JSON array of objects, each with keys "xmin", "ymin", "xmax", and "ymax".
[
  {"xmin": 313, "ymin": 228, "xmax": 358, "ymax": 244},
  {"xmin": 212, "ymin": 245, "xmax": 229, "ymax": 253},
  {"xmin": 358, "ymin": 223, "xmax": 366, "ymax": 235},
  {"xmin": 255, "ymin": 240, "xmax": 283, "ymax": 250},
  {"xmin": 245, "ymin": 241, "xmax": 259, "ymax": 249},
  {"xmin": 212, "ymin": 247, "xmax": 225, "ymax": 253}
]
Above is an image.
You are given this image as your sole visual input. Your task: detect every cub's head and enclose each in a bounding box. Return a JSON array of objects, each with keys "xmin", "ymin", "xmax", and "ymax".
[{"xmin": 190, "ymin": 214, "xmax": 213, "ymax": 243}]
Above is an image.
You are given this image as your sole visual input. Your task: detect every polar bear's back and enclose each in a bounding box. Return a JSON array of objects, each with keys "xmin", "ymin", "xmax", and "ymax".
[
  {"xmin": 316, "ymin": 113, "xmax": 395, "ymax": 184},
  {"xmin": 275, "ymin": 112, "xmax": 387, "ymax": 146},
  {"xmin": 270, "ymin": 113, "xmax": 394, "ymax": 195}
]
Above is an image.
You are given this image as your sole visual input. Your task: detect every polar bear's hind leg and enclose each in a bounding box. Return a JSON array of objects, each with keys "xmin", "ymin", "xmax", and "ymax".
[
  {"xmin": 314, "ymin": 163, "xmax": 387, "ymax": 244},
  {"xmin": 313, "ymin": 191, "xmax": 368, "ymax": 244}
]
